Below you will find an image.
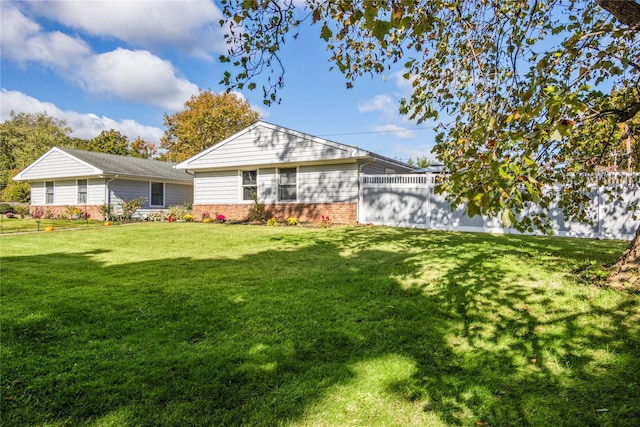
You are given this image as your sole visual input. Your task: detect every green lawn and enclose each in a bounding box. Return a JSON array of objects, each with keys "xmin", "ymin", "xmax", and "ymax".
[
  {"xmin": 0, "ymin": 217, "xmax": 102, "ymax": 234},
  {"xmin": 1, "ymin": 223, "xmax": 639, "ymax": 426}
]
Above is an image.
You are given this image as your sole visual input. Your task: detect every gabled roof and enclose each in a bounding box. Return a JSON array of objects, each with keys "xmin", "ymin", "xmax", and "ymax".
[
  {"xmin": 176, "ymin": 121, "xmax": 415, "ymax": 171},
  {"xmin": 14, "ymin": 147, "xmax": 193, "ymax": 183}
]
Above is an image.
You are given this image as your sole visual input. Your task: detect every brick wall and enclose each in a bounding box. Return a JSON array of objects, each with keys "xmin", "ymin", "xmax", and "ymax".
[{"xmin": 194, "ymin": 202, "xmax": 358, "ymax": 224}]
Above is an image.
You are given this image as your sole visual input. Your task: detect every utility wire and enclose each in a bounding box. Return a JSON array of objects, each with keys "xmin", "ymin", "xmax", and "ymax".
[{"xmin": 316, "ymin": 126, "xmax": 436, "ymax": 137}]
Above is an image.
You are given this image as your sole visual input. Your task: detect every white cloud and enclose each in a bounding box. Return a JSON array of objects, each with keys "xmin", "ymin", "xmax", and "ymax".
[
  {"xmin": 0, "ymin": 2, "xmax": 90, "ymax": 68},
  {"xmin": 358, "ymin": 94, "xmax": 419, "ymax": 139},
  {"xmin": 1, "ymin": 2, "xmax": 200, "ymax": 111},
  {"xmin": 371, "ymin": 123, "xmax": 415, "ymax": 139},
  {"xmin": 77, "ymin": 48, "xmax": 199, "ymax": 111},
  {"xmin": 0, "ymin": 89, "xmax": 164, "ymax": 143},
  {"xmin": 28, "ymin": 0, "xmax": 225, "ymax": 59},
  {"xmin": 358, "ymin": 94, "xmax": 397, "ymax": 118}
]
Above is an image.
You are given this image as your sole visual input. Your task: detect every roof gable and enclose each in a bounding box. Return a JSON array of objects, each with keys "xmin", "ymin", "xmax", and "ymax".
[
  {"xmin": 14, "ymin": 147, "xmax": 192, "ymax": 182},
  {"xmin": 176, "ymin": 121, "xmax": 372, "ymax": 170},
  {"xmin": 13, "ymin": 147, "xmax": 103, "ymax": 181}
]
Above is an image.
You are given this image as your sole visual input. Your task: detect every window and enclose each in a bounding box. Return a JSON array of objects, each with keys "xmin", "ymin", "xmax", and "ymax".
[
  {"xmin": 385, "ymin": 168, "xmax": 396, "ymax": 174},
  {"xmin": 45, "ymin": 181, "xmax": 54, "ymax": 204},
  {"xmin": 278, "ymin": 168, "xmax": 297, "ymax": 201},
  {"xmin": 77, "ymin": 179, "xmax": 87, "ymax": 204},
  {"xmin": 150, "ymin": 182, "xmax": 164, "ymax": 206},
  {"xmin": 242, "ymin": 170, "xmax": 257, "ymax": 201}
]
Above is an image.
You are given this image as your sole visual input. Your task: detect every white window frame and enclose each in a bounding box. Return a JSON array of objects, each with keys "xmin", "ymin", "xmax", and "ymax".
[
  {"xmin": 150, "ymin": 182, "xmax": 165, "ymax": 207},
  {"xmin": 241, "ymin": 170, "xmax": 258, "ymax": 202},
  {"xmin": 77, "ymin": 179, "xmax": 88, "ymax": 204},
  {"xmin": 278, "ymin": 167, "xmax": 298, "ymax": 202},
  {"xmin": 45, "ymin": 181, "xmax": 54, "ymax": 204}
]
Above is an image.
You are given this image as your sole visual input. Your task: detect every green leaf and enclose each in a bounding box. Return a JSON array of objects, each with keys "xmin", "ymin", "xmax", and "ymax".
[
  {"xmin": 320, "ymin": 24, "xmax": 333, "ymax": 41},
  {"xmin": 501, "ymin": 209, "xmax": 514, "ymax": 227}
]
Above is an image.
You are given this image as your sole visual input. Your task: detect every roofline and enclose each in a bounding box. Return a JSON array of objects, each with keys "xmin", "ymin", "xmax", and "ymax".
[{"xmin": 175, "ymin": 120, "xmax": 416, "ymax": 170}]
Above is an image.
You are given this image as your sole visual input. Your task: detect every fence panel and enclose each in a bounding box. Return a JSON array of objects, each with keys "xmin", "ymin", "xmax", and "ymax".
[{"xmin": 359, "ymin": 174, "xmax": 640, "ymax": 240}]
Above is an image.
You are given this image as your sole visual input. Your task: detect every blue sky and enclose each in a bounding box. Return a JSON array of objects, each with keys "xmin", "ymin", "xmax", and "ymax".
[{"xmin": 0, "ymin": 0, "xmax": 437, "ymax": 162}]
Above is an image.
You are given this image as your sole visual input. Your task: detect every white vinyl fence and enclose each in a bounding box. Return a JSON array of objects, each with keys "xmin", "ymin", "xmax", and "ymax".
[{"xmin": 358, "ymin": 174, "xmax": 640, "ymax": 240}]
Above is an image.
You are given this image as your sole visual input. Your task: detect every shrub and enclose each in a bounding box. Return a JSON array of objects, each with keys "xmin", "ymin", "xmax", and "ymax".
[
  {"xmin": 121, "ymin": 198, "xmax": 146, "ymax": 221},
  {"xmin": 100, "ymin": 204, "xmax": 114, "ymax": 221},
  {"xmin": 167, "ymin": 205, "xmax": 188, "ymax": 220},
  {"xmin": 215, "ymin": 214, "xmax": 226, "ymax": 223},
  {"xmin": 1, "ymin": 182, "xmax": 30, "ymax": 202},
  {"xmin": 202, "ymin": 212, "xmax": 211, "ymax": 219},
  {"xmin": 13, "ymin": 205, "xmax": 30, "ymax": 218},
  {"xmin": 266, "ymin": 217, "xmax": 278, "ymax": 226},
  {"xmin": 319, "ymin": 215, "xmax": 332, "ymax": 228},
  {"xmin": 65, "ymin": 206, "xmax": 82, "ymax": 219},
  {"xmin": 287, "ymin": 217, "xmax": 299, "ymax": 226},
  {"xmin": 248, "ymin": 192, "xmax": 265, "ymax": 222},
  {"xmin": 146, "ymin": 212, "xmax": 167, "ymax": 222},
  {"xmin": 202, "ymin": 217, "xmax": 212, "ymax": 223},
  {"xmin": 31, "ymin": 208, "xmax": 44, "ymax": 219},
  {"xmin": 183, "ymin": 213, "xmax": 194, "ymax": 222},
  {"xmin": 0, "ymin": 203, "xmax": 14, "ymax": 214}
]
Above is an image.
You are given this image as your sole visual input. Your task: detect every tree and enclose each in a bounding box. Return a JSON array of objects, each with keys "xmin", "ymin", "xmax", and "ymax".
[
  {"xmin": 407, "ymin": 156, "xmax": 432, "ymax": 169},
  {"xmin": 0, "ymin": 111, "xmax": 72, "ymax": 193},
  {"xmin": 75, "ymin": 129, "xmax": 130, "ymax": 156},
  {"xmin": 160, "ymin": 90, "xmax": 261, "ymax": 162},
  {"xmin": 571, "ymin": 88, "xmax": 639, "ymax": 173},
  {"xmin": 129, "ymin": 137, "xmax": 158, "ymax": 159},
  {"xmin": 71, "ymin": 131, "xmax": 158, "ymax": 159},
  {"xmin": 219, "ymin": 0, "xmax": 640, "ymax": 286}
]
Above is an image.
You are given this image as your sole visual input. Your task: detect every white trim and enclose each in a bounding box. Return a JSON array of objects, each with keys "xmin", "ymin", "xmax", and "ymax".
[
  {"xmin": 77, "ymin": 179, "xmax": 88, "ymax": 204},
  {"xmin": 239, "ymin": 169, "xmax": 258, "ymax": 203},
  {"xmin": 45, "ymin": 181, "xmax": 55, "ymax": 204},
  {"xmin": 277, "ymin": 166, "xmax": 298, "ymax": 202}
]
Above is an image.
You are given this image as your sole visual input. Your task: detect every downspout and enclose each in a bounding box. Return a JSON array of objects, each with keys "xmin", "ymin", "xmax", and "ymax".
[{"xmin": 101, "ymin": 175, "xmax": 118, "ymax": 219}]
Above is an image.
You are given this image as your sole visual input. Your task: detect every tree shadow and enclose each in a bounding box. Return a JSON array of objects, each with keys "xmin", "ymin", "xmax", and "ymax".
[{"xmin": 2, "ymin": 227, "xmax": 639, "ymax": 426}]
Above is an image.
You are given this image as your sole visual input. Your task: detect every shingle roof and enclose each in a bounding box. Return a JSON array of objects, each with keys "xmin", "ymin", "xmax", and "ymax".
[{"xmin": 58, "ymin": 147, "xmax": 192, "ymax": 182}]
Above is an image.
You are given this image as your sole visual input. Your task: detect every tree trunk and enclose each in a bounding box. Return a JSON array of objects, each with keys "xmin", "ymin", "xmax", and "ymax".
[
  {"xmin": 597, "ymin": 0, "xmax": 640, "ymax": 27},
  {"xmin": 609, "ymin": 223, "xmax": 640, "ymax": 290}
]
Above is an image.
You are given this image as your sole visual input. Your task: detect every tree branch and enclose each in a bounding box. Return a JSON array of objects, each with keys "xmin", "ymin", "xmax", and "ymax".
[
  {"xmin": 596, "ymin": 101, "xmax": 640, "ymax": 122},
  {"xmin": 597, "ymin": 0, "xmax": 640, "ymax": 28}
]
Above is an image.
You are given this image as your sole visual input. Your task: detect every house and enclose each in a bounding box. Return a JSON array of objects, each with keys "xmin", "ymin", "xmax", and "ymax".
[
  {"xmin": 175, "ymin": 121, "xmax": 415, "ymax": 223},
  {"xmin": 13, "ymin": 147, "xmax": 193, "ymax": 219}
]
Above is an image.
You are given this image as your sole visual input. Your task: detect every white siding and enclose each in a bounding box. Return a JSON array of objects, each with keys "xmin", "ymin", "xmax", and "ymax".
[
  {"xmin": 193, "ymin": 171, "xmax": 239, "ymax": 204},
  {"xmin": 165, "ymin": 183, "xmax": 193, "ymax": 206},
  {"xmin": 187, "ymin": 125, "xmax": 357, "ymax": 169},
  {"xmin": 107, "ymin": 179, "xmax": 192, "ymax": 208},
  {"xmin": 19, "ymin": 150, "xmax": 99, "ymax": 180},
  {"xmin": 258, "ymin": 168, "xmax": 277, "ymax": 203},
  {"xmin": 87, "ymin": 179, "xmax": 106, "ymax": 205},
  {"xmin": 39, "ymin": 180, "xmax": 76, "ymax": 205},
  {"xmin": 298, "ymin": 164, "xmax": 359, "ymax": 203},
  {"xmin": 30, "ymin": 181, "xmax": 45, "ymax": 204},
  {"xmin": 193, "ymin": 165, "xmax": 360, "ymax": 204}
]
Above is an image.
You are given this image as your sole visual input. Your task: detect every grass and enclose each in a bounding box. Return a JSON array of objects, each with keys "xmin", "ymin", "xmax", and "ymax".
[
  {"xmin": 1, "ymin": 223, "xmax": 639, "ymax": 426},
  {"xmin": 0, "ymin": 217, "xmax": 103, "ymax": 234}
]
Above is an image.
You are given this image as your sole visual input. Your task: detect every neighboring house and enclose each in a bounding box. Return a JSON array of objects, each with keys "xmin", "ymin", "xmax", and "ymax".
[
  {"xmin": 176, "ymin": 121, "xmax": 415, "ymax": 223},
  {"xmin": 13, "ymin": 147, "xmax": 193, "ymax": 219}
]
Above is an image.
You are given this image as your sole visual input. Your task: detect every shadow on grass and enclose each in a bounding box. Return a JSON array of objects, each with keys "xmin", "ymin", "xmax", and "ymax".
[{"xmin": 2, "ymin": 227, "xmax": 639, "ymax": 426}]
